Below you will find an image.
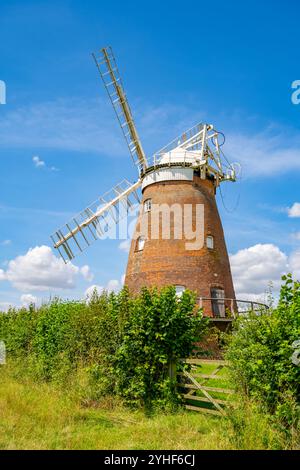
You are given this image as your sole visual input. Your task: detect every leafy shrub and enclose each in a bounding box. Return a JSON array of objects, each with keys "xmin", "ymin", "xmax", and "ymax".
[
  {"xmin": 0, "ymin": 304, "xmax": 38, "ymax": 356},
  {"xmin": 114, "ymin": 287, "xmax": 207, "ymax": 409},
  {"xmin": 0, "ymin": 286, "xmax": 206, "ymax": 409},
  {"xmin": 226, "ymin": 274, "xmax": 300, "ymax": 428}
]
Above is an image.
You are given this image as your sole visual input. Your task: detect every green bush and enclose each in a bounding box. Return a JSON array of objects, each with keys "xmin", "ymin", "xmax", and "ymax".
[
  {"xmin": 0, "ymin": 286, "xmax": 207, "ymax": 409},
  {"xmin": 114, "ymin": 287, "xmax": 207, "ymax": 409},
  {"xmin": 0, "ymin": 304, "xmax": 38, "ymax": 356},
  {"xmin": 226, "ymin": 274, "xmax": 300, "ymax": 428}
]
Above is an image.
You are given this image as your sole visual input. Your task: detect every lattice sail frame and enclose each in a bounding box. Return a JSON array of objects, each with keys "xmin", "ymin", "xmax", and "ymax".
[
  {"xmin": 92, "ymin": 46, "xmax": 148, "ymax": 172},
  {"xmin": 51, "ymin": 179, "xmax": 141, "ymax": 263}
]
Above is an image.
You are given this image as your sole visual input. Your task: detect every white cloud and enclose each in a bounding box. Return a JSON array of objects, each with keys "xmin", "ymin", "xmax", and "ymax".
[
  {"xmin": 80, "ymin": 265, "xmax": 94, "ymax": 282},
  {"xmin": 0, "ymin": 239, "xmax": 11, "ymax": 246},
  {"xmin": 32, "ymin": 155, "xmax": 45, "ymax": 168},
  {"xmin": 0, "ymin": 245, "xmax": 93, "ymax": 292},
  {"xmin": 289, "ymin": 250, "xmax": 300, "ymax": 280},
  {"xmin": 84, "ymin": 275, "xmax": 124, "ymax": 299},
  {"xmin": 230, "ymin": 244, "xmax": 288, "ymax": 299},
  {"xmin": 288, "ymin": 202, "xmax": 300, "ymax": 218},
  {"xmin": 106, "ymin": 279, "xmax": 120, "ymax": 292},
  {"xmin": 118, "ymin": 239, "xmax": 131, "ymax": 253},
  {"xmin": 0, "ymin": 302, "xmax": 11, "ymax": 312},
  {"xmin": 84, "ymin": 284, "xmax": 104, "ymax": 298},
  {"xmin": 32, "ymin": 155, "xmax": 58, "ymax": 171},
  {"xmin": 230, "ymin": 243, "xmax": 300, "ymax": 301},
  {"xmin": 20, "ymin": 294, "xmax": 38, "ymax": 306}
]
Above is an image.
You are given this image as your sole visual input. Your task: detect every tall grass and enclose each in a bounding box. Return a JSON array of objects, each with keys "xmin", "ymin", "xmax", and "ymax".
[{"xmin": 0, "ymin": 362, "xmax": 288, "ymax": 450}]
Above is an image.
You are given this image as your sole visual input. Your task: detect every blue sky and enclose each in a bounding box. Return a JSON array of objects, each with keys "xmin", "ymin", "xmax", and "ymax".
[{"xmin": 0, "ymin": 0, "xmax": 300, "ymax": 308}]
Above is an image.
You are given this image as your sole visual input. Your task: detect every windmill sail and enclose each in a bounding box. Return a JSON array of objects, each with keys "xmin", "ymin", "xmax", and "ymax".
[
  {"xmin": 52, "ymin": 179, "xmax": 141, "ymax": 263},
  {"xmin": 92, "ymin": 46, "xmax": 148, "ymax": 172}
]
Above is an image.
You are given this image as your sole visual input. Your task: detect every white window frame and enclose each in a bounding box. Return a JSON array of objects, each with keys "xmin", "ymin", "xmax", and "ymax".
[
  {"xmin": 144, "ymin": 199, "xmax": 152, "ymax": 212},
  {"xmin": 175, "ymin": 285, "xmax": 185, "ymax": 298},
  {"xmin": 206, "ymin": 235, "xmax": 214, "ymax": 249},
  {"xmin": 136, "ymin": 236, "xmax": 146, "ymax": 251}
]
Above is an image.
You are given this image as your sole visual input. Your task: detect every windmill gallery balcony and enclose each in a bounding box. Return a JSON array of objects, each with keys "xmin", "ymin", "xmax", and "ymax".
[{"xmin": 199, "ymin": 296, "xmax": 269, "ymax": 329}]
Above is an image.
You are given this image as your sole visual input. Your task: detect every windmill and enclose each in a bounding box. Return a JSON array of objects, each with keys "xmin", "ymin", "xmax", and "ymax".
[{"xmin": 51, "ymin": 46, "xmax": 237, "ymax": 318}]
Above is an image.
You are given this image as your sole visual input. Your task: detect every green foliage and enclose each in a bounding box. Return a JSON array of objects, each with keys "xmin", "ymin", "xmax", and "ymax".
[
  {"xmin": 226, "ymin": 274, "xmax": 300, "ymax": 428},
  {"xmin": 0, "ymin": 286, "xmax": 206, "ymax": 410},
  {"xmin": 114, "ymin": 287, "xmax": 207, "ymax": 409},
  {"xmin": 0, "ymin": 304, "xmax": 38, "ymax": 356}
]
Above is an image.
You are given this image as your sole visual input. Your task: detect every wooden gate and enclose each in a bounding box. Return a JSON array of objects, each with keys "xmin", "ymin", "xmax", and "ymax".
[{"xmin": 177, "ymin": 359, "xmax": 234, "ymax": 416}]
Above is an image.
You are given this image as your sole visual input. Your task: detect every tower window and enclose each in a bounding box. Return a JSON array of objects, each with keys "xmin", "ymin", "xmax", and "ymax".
[
  {"xmin": 175, "ymin": 285, "xmax": 185, "ymax": 298},
  {"xmin": 144, "ymin": 199, "xmax": 152, "ymax": 212},
  {"xmin": 206, "ymin": 235, "xmax": 214, "ymax": 249},
  {"xmin": 136, "ymin": 236, "xmax": 145, "ymax": 251}
]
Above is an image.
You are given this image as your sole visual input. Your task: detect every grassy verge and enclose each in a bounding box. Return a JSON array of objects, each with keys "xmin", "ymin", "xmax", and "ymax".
[
  {"xmin": 0, "ymin": 362, "xmax": 287, "ymax": 450},
  {"xmin": 0, "ymin": 364, "xmax": 229, "ymax": 450}
]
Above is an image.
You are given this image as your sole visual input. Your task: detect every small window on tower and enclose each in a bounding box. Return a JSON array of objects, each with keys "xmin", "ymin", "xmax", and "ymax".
[
  {"xmin": 144, "ymin": 199, "xmax": 152, "ymax": 212},
  {"xmin": 136, "ymin": 236, "xmax": 146, "ymax": 251},
  {"xmin": 175, "ymin": 285, "xmax": 185, "ymax": 298},
  {"xmin": 206, "ymin": 235, "xmax": 214, "ymax": 249}
]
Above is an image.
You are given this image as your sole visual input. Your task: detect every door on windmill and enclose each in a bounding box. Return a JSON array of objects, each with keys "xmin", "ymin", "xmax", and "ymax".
[{"xmin": 211, "ymin": 288, "xmax": 225, "ymax": 318}]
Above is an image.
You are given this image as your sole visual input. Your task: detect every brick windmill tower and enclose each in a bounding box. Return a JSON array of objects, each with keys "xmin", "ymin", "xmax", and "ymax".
[{"xmin": 51, "ymin": 47, "xmax": 237, "ymax": 318}]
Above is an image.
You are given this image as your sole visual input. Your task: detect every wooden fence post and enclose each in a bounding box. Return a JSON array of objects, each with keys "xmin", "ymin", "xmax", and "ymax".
[{"xmin": 168, "ymin": 361, "xmax": 176, "ymax": 380}]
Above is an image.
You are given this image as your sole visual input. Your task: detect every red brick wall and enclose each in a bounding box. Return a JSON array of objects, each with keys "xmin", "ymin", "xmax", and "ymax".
[{"xmin": 125, "ymin": 172, "xmax": 236, "ymax": 317}]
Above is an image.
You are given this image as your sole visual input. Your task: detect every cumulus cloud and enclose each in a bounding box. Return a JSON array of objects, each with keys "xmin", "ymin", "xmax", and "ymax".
[
  {"xmin": 80, "ymin": 265, "xmax": 94, "ymax": 282},
  {"xmin": 230, "ymin": 244, "xmax": 288, "ymax": 300},
  {"xmin": 84, "ymin": 275, "xmax": 125, "ymax": 299},
  {"xmin": 21, "ymin": 294, "xmax": 38, "ymax": 306},
  {"xmin": 230, "ymin": 243, "xmax": 300, "ymax": 301},
  {"xmin": 84, "ymin": 284, "xmax": 104, "ymax": 298},
  {"xmin": 0, "ymin": 245, "xmax": 93, "ymax": 292},
  {"xmin": 289, "ymin": 250, "xmax": 300, "ymax": 280},
  {"xmin": 32, "ymin": 155, "xmax": 45, "ymax": 168},
  {"xmin": 106, "ymin": 279, "xmax": 121, "ymax": 292},
  {"xmin": 32, "ymin": 155, "xmax": 58, "ymax": 171},
  {"xmin": 288, "ymin": 202, "xmax": 300, "ymax": 218},
  {"xmin": 0, "ymin": 302, "xmax": 11, "ymax": 312}
]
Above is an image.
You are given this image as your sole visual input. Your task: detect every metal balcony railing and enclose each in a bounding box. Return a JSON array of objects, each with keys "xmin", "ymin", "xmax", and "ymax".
[{"xmin": 198, "ymin": 297, "xmax": 269, "ymax": 320}]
